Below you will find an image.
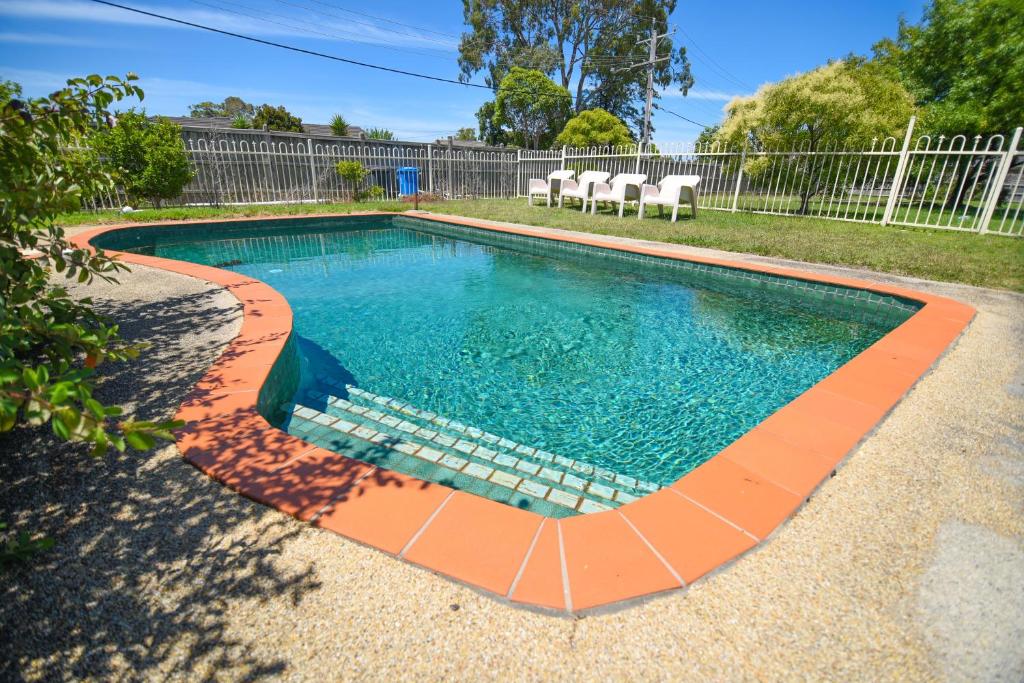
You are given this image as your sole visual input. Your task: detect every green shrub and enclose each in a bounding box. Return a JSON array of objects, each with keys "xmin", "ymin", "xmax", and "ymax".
[
  {"xmin": 555, "ymin": 109, "xmax": 634, "ymax": 148},
  {"xmin": 361, "ymin": 185, "xmax": 385, "ymax": 201},
  {"xmin": 230, "ymin": 114, "xmax": 250, "ymax": 129},
  {"xmin": 336, "ymin": 160, "xmax": 368, "ymax": 200},
  {"xmin": 366, "ymin": 127, "xmax": 395, "ymax": 140},
  {"xmin": 251, "ymin": 104, "xmax": 303, "ymax": 132},
  {"xmin": 92, "ymin": 110, "xmax": 193, "ymax": 208},
  {"xmin": 0, "ymin": 73, "xmax": 181, "ymax": 462},
  {"xmin": 329, "ymin": 113, "xmax": 349, "ymax": 137}
]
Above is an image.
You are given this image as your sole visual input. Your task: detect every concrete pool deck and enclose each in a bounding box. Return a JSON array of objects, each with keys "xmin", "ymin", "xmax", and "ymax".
[{"xmin": 1, "ymin": 215, "xmax": 1021, "ymax": 679}]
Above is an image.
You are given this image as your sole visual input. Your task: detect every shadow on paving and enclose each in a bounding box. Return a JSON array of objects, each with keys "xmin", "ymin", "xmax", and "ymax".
[{"xmin": 0, "ymin": 279, "xmax": 345, "ymax": 680}]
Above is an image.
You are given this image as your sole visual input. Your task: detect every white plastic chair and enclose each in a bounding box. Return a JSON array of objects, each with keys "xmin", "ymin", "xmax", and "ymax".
[
  {"xmin": 528, "ymin": 169, "xmax": 575, "ymax": 207},
  {"xmin": 590, "ymin": 173, "xmax": 648, "ymax": 217},
  {"xmin": 638, "ymin": 175, "xmax": 701, "ymax": 222},
  {"xmin": 558, "ymin": 170, "xmax": 611, "ymax": 212}
]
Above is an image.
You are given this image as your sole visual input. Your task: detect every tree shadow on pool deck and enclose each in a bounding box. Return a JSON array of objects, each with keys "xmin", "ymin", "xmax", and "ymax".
[{"xmin": 0, "ymin": 277, "xmax": 414, "ymax": 680}]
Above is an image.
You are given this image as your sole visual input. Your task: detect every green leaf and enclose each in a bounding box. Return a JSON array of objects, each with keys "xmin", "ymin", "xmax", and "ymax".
[{"xmin": 124, "ymin": 431, "xmax": 155, "ymax": 451}]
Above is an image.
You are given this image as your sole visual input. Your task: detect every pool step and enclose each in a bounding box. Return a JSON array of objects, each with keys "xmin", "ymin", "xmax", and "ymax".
[
  {"xmin": 287, "ymin": 400, "xmax": 615, "ymax": 514},
  {"xmin": 334, "ymin": 381, "xmax": 660, "ymax": 497},
  {"xmin": 317, "ymin": 392, "xmax": 631, "ymax": 508}
]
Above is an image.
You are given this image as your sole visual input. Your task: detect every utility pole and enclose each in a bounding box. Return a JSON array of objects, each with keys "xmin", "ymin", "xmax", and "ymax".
[
  {"xmin": 642, "ymin": 18, "xmax": 657, "ymax": 147},
  {"xmin": 615, "ymin": 19, "xmax": 672, "ymax": 148}
]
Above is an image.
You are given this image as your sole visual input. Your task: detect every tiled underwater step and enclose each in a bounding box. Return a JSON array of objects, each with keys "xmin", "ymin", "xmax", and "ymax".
[
  {"xmin": 314, "ymin": 394, "xmax": 632, "ymax": 510},
  {"xmin": 331, "ymin": 380, "xmax": 661, "ymax": 496},
  {"xmin": 287, "ymin": 402, "xmax": 615, "ymax": 514}
]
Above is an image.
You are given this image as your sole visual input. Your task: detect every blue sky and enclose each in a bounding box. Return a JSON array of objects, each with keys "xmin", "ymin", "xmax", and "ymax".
[{"xmin": 0, "ymin": 0, "xmax": 925, "ymax": 144}]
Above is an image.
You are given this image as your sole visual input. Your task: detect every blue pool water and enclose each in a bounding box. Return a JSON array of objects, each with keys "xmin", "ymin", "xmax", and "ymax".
[{"xmin": 102, "ymin": 216, "xmax": 912, "ymax": 486}]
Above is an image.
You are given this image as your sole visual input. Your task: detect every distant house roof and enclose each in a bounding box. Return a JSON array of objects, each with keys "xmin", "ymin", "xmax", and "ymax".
[
  {"xmin": 435, "ymin": 138, "xmax": 492, "ymax": 148},
  {"xmin": 156, "ymin": 115, "xmax": 365, "ymax": 138}
]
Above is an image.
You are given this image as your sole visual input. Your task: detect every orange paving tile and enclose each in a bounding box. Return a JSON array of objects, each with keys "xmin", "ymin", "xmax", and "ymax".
[
  {"xmin": 620, "ymin": 489, "xmax": 756, "ymax": 584},
  {"xmin": 176, "ymin": 387, "xmax": 261, "ymax": 423},
  {"xmin": 508, "ymin": 520, "xmax": 566, "ymax": 610},
  {"xmin": 719, "ymin": 427, "xmax": 837, "ymax": 496},
  {"xmin": 785, "ymin": 387, "xmax": 887, "ymax": 434},
  {"xmin": 560, "ymin": 509, "xmax": 681, "ymax": 610},
  {"xmin": 672, "ymin": 457, "xmax": 803, "ymax": 539},
  {"xmin": 403, "ymin": 492, "xmax": 544, "ymax": 595},
  {"xmin": 235, "ymin": 448, "xmax": 374, "ymax": 521},
  {"xmin": 314, "ymin": 471, "xmax": 453, "ymax": 555},
  {"xmin": 81, "ymin": 213, "xmax": 975, "ymax": 613},
  {"xmin": 758, "ymin": 404, "xmax": 866, "ymax": 464}
]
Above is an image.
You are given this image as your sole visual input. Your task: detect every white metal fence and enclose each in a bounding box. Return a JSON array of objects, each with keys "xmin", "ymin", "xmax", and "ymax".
[
  {"xmin": 175, "ymin": 127, "xmax": 517, "ymax": 205},
  {"xmin": 89, "ymin": 119, "xmax": 1023, "ymax": 237},
  {"xmin": 520, "ymin": 118, "xmax": 1023, "ymax": 236}
]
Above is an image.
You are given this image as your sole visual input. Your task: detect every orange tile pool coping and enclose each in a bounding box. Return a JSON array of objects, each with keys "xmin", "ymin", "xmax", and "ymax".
[{"xmin": 73, "ymin": 212, "xmax": 975, "ymax": 614}]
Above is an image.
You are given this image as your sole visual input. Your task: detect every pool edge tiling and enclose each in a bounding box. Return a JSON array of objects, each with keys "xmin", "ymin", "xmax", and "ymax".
[{"xmin": 71, "ymin": 212, "xmax": 976, "ymax": 614}]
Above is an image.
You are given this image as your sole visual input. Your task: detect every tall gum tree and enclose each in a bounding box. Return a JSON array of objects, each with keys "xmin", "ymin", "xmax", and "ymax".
[{"xmin": 459, "ymin": 0, "xmax": 694, "ymax": 134}]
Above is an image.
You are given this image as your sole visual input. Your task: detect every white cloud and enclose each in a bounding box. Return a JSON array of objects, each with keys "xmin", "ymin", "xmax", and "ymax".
[
  {"xmin": 0, "ymin": 0, "xmax": 457, "ymax": 52},
  {"xmin": 0, "ymin": 31, "xmax": 103, "ymax": 46},
  {"xmin": 665, "ymin": 88, "xmax": 745, "ymax": 102}
]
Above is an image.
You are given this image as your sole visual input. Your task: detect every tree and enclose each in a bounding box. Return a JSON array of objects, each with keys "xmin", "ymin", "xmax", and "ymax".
[
  {"xmin": 455, "ymin": 127, "xmax": 476, "ymax": 141},
  {"xmin": 188, "ymin": 96, "xmax": 255, "ymax": 120},
  {"xmin": 458, "ymin": 0, "xmax": 693, "ymax": 134},
  {"xmin": 329, "ymin": 113, "xmax": 349, "ymax": 137},
  {"xmin": 251, "ymin": 104, "xmax": 303, "ymax": 132},
  {"xmin": 718, "ymin": 60, "xmax": 913, "ymax": 213},
  {"xmin": 0, "ymin": 79, "xmax": 22, "ymax": 104},
  {"xmin": 872, "ymin": 0, "xmax": 1024, "ymax": 136},
  {"xmin": 694, "ymin": 124, "xmax": 721, "ymax": 149},
  {"xmin": 554, "ymin": 108, "xmax": 633, "ymax": 148},
  {"xmin": 366, "ymin": 128, "xmax": 395, "ymax": 140},
  {"xmin": 493, "ymin": 67, "xmax": 572, "ymax": 149},
  {"xmin": 335, "ymin": 160, "xmax": 368, "ymax": 200},
  {"xmin": 0, "ymin": 73, "xmax": 180, "ymax": 485},
  {"xmin": 92, "ymin": 110, "xmax": 194, "ymax": 208},
  {"xmin": 476, "ymin": 101, "xmax": 509, "ymax": 146}
]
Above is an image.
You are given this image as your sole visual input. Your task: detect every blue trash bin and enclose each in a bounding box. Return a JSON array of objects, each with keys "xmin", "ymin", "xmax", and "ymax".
[{"xmin": 397, "ymin": 166, "xmax": 420, "ymax": 196}]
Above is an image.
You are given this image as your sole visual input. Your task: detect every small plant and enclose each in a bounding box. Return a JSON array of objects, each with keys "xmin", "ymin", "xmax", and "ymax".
[
  {"xmin": 92, "ymin": 110, "xmax": 194, "ymax": 208},
  {"xmin": 230, "ymin": 113, "xmax": 249, "ymax": 129},
  {"xmin": 361, "ymin": 185, "xmax": 385, "ymax": 201},
  {"xmin": 365, "ymin": 127, "xmax": 395, "ymax": 140},
  {"xmin": 329, "ymin": 113, "xmax": 349, "ymax": 137},
  {"xmin": 336, "ymin": 160, "xmax": 368, "ymax": 200}
]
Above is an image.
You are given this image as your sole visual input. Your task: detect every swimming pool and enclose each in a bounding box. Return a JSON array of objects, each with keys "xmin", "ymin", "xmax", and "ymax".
[{"xmin": 96, "ymin": 214, "xmax": 920, "ymax": 517}]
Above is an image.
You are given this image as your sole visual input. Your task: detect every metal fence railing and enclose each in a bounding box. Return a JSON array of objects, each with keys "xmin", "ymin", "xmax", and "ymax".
[
  {"xmin": 523, "ymin": 119, "xmax": 1023, "ymax": 236},
  {"xmin": 87, "ymin": 119, "xmax": 1023, "ymax": 237}
]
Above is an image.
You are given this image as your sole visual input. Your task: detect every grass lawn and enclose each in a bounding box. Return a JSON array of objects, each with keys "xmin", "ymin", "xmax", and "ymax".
[{"xmin": 57, "ymin": 198, "xmax": 1024, "ymax": 292}]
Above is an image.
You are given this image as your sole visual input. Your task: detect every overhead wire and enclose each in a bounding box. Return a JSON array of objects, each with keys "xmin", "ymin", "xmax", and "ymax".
[{"xmin": 88, "ymin": 0, "xmax": 578, "ymax": 105}]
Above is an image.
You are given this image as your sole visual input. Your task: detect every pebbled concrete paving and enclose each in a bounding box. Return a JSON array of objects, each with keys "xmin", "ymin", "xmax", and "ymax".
[{"xmin": 1, "ymin": 220, "xmax": 1022, "ymax": 681}]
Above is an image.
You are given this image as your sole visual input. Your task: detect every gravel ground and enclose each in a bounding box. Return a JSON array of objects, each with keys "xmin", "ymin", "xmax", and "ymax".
[{"xmin": 1, "ymin": 222, "xmax": 1022, "ymax": 681}]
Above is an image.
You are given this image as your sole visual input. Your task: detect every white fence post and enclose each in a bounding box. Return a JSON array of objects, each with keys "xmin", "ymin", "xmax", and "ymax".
[
  {"xmin": 635, "ymin": 143, "xmax": 643, "ymax": 174},
  {"xmin": 306, "ymin": 138, "xmax": 319, "ymax": 203},
  {"xmin": 977, "ymin": 126, "xmax": 1022, "ymax": 234},
  {"xmin": 731, "ymin": 142, "xmax": 747, "ymax": 212},
  {"xmin": 517, "ymin": 148, "xmax": 523, "ymax": 197},
  {"xmin": 881, "ymin": 116, "xmax": 917, "ymax": 225},
  {"xmin": 427, "ymin": 144, "xmax": 435, "ymax": 195}
]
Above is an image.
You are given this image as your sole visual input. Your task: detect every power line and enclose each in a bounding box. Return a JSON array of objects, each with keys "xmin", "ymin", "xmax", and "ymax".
[
  {"xmin": 652, "ymin": 102, "xmax": 710, "ymax": 129},
  {"xmin": 90, "ymin": 0, "xmax": 491, "ymax": 89},
  {"xmin": 87, "ymin": 0, "xmax": 578, "ymax": 106},
  {"xmin": 674, "ymin": 25, "xmax": 753, "ymax": 91}
]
